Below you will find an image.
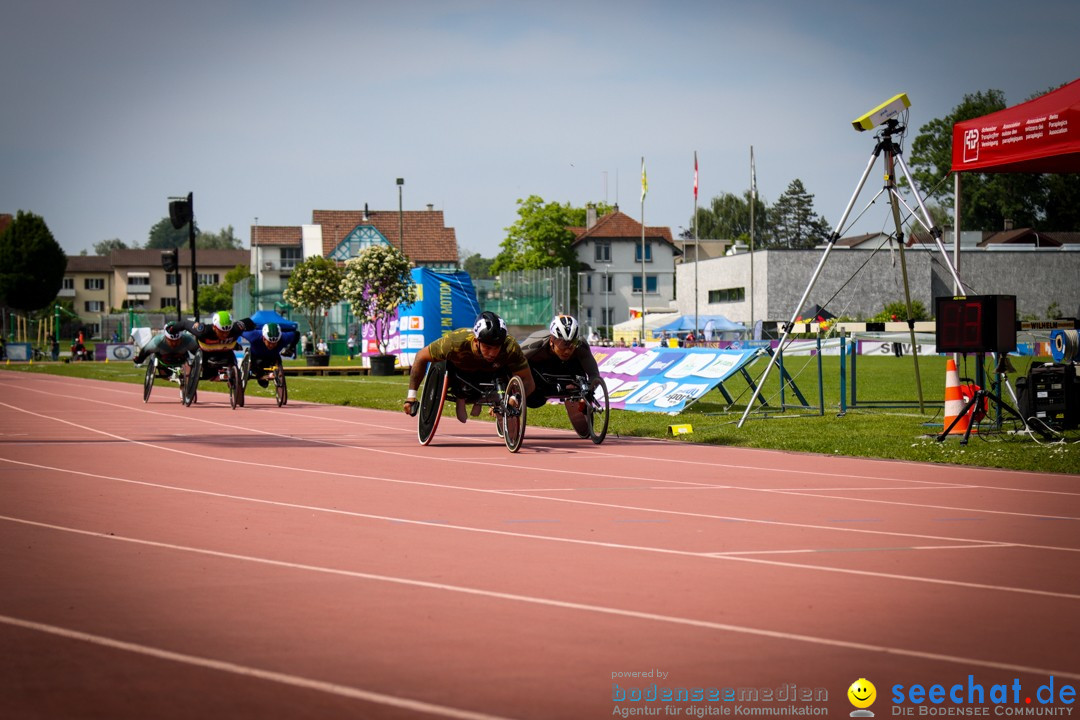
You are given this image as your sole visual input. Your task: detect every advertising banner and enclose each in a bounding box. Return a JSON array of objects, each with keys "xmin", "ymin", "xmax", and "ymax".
[
  {"xmin": 362, "ymin": 268, "xmax": 481, "ymax": 366},
  {"xmin": 592, "ymin": 346, "xmax": 762, "ymax": 414}
]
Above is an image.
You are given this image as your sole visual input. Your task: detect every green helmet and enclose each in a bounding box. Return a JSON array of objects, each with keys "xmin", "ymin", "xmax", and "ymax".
[
  {"xmin": 262, "ymin": 322, "xmax": 281, "ymax": 344},
  {"xmin": 212, "ymin": 310, "xmax": 232, "ymax": 331}
]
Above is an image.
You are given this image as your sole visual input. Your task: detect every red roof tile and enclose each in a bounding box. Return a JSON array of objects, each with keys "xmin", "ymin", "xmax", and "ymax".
[
  {"xmin": 311, "ymin": 209, "xmax": 458, "ymax": 264},
  {"xmin": 570, "ymin": 210, "xmax": 675, "ymax": 249},
  {"xmin": 251, "ymin": 225, "xmax": 303, "ymax": 246}
]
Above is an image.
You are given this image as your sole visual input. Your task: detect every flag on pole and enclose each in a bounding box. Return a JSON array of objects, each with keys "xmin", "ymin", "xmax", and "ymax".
[
  {"xmin": 750, "ymin": 146, "xmax": 757, "ymax": 201},
  {"xmin": 640, "ymin": 157, "xmax": 648, "ymax": 202},
  {"xmin": 693, "ymin": 151, "xmax": 698, "ymax": 199}
]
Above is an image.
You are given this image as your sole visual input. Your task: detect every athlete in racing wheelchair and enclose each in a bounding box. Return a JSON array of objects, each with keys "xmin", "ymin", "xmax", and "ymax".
[
  {"xmin": 404, "ymin": 311, "xmax": 535, "ymax": 452},
  {"xmin": 181, "ymin": 310, "xmax": 256, "ymax": 408},
  {"xmin": 520, "ymin": 314, "xmax": 609, "ymax": 444},
  {"xmin": 134, "ymin": 321, "xmax": 200, "ymax": 403}
]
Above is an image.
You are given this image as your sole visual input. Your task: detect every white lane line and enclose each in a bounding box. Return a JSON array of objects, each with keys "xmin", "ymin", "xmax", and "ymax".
[
  {"xmin": 6, "ymin": 375, "xmax": 1076, "ymax": 500},
  {"xmin": 2, "ymin": 463, "xmax": 1079, "ymax": 601},
  {"xmin": 710, "ymin": 543, "xmax": 1018, "ymax": 556},
  {"xmin": 2, "ymin": 400, "xmax": 1080, "ymax": 555},
  {"xmin": 3, "ymin": 515, "xmax": 1079, "ymax": 682},
  {"xmin": 0, "ymin": 614, "xmax": 516, "ymax": 720},
  {"xmin": 4, "ymin": 387, "xmax": 1079, "ymax": 528}
]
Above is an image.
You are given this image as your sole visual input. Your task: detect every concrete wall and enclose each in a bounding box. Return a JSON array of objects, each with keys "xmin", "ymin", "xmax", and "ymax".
[{"xmin": 676, "ymin": 248, "xmax": 1080, "ymax": 322}]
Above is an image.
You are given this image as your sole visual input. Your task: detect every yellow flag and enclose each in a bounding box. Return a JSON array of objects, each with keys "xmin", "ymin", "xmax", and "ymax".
[{"xmin": 640, "ymin": 157, "xmax": 648, "ymax": 202}]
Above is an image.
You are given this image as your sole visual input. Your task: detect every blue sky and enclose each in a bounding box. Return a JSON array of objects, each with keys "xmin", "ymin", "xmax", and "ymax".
[{"xmin": 2, "ymin": 0, "xmax": 1077, "ymax": 259}]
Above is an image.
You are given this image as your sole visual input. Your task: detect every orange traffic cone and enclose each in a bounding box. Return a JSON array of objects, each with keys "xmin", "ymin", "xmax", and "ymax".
[{"xmin": 942, "ymin": 358, "xmax": 974, "ymax": 436}]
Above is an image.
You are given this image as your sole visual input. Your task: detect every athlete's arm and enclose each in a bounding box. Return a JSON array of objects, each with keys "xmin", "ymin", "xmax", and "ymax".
[{"xmin": 404, "ymin": 345, "xmax": 433, "ymax": 414}]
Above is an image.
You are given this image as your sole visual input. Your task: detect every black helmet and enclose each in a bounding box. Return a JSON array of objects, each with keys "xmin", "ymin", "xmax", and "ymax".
[
  {"xmin": 472, "ymin": 311, "xmax": 507, "ymax": 345},
  {"xmin": 163, "ymin": 321, "xmax": 183, "ymax": 341}
]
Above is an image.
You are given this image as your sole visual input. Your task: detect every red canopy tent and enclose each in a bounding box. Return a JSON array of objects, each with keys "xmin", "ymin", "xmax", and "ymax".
[{"xmin": 951, "ymin": 77, "xmax": 1080, "ymax": 174}]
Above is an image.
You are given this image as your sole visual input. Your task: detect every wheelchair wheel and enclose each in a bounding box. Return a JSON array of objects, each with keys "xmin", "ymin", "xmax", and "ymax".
[
  {"xmin": 143, "ymin": 356, "xmax": 157, "ymax": 403},
  {"xmin": 183, "ymin": 352, "xmax": 201, "ymax": 407},
  {"xmin": 587, "ymin": 376, "xmax": 609, "ymax": 445},
  {"xmin": 274, "ymin": 363, "xmax": 287, "ymax": 407},
  {"xmin": 502, "ymin": 375, "xmax": 527, "ymax": 453},
  {"xmin": 417, "ymin": 361, "xmax": 449, "ymax": 446},
  {"xmin": 239, "ymin": 349, "xmax": 251, "ymax": 395},
  {"xmin": 227, "ymin": 365, "xmax": 241, "ymax": 409}
]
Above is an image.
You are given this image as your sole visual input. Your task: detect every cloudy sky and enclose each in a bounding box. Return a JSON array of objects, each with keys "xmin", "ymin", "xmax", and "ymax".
[{"xmin": 2, "ymin": 0, "xmax": 1077, "ymax": 259}]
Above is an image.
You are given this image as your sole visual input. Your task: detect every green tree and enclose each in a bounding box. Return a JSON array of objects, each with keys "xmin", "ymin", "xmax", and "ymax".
[
  {"xmin": 146, "ymin": 216, "xmax": 199, "ymax": 249},
  {"xmin": 283, "ymin": 256, "xmax": 343, "ymax": 351},
  {"xmin": 492, "ymin": 196, "xmax": 613, "ymax": 273},
  {"xmin": 872, "ymin": 299, "xmax": 928, "ymax": 322},
  {"xmin": 462, "ymin": 251, "xmax": 495, "ymax": 279},
  {"xmin": 341, "ymin": 245, "xmax": 416, "ymax": 356},
  {"xmin": 94, "ymin": 238, "xmax": 133, "ymax": 255},
  {"xmin": 197, "ymin": 264, "xmax": 253, "ymax": 313},
  {"xmin": 908, "ymin": 89, "xmax": 1045, "ymax": 231},
  {"xmin": 692, "ymin": 191, "xmax": 770, "ymax": 243},
  {"xmin": 197, "ymin": 225, "xmax": 243, "ymax": 249},
  {"xmin": 0, "ymin": 211, "xmax": 67, "ymax": 312},
  {"xmin": 770, "ymin": 179, "xmax": 830, "ymax": 248}
]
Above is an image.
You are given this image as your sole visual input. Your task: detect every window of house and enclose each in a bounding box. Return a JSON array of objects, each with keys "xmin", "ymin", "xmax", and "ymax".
[
  {"xmin": 160, "ymin": 298, "xmax": 176, "ymax": 310},
  {"xmin": 198, "ymin": 273, "xmax": 220, "ymax": 286},
  {"xmin": 85, "ymin": 323, "xmax": 101, "ymax": 338},
  {"xmin": 634, "ymin": 243, "xmax": 653, "ymax": 263},
  {"xmin": 62, "ymin": 277, "xmax": 74, "ymax": 290},
  {"xmin": 85, "ymin": 278, "xmax": 105, "ymax": 291},
  {"xmin": 85, "ymin": 300, "xmax": 105, "ymax": 312},
  {"xmin": 631, "ymin": 275, "xmax": 658, "ymax": 293},
  {"xmin": 583, "ymin": 275, "xmax": 592, "ymax": 294},
  {"xmin": 280, "ymin": 247, "xmax": 302, "ymax": 269},
  {"xmin": 595, "ymin": 241, "xmax": 611, "ymax": 263},
  {"xmin": 601, "ymin": 307, "xmax": 613, "ymax": 325},
  {"xmin": 127, "ymin": 275, "xmax": 150, "ymax": 286},
  {"xmin": 708, "ymin": 287, "xmax": 746, "ymax": 303},
  {"xmin": 603, "ymin": 274, "xmax": 613, "ymax": 293},
  {"xmin": 166, "ymin": 273, "xmax": 181, "ymax": 286},
  {"xmin": 121, "ymin": 299, "xmax": 146, "ymax": 310}
]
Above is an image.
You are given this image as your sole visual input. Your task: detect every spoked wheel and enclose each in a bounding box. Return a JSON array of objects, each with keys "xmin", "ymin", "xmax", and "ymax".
[
  {"xmin": 501, "ymin": 375, "xmax": 527, "ymax": 453},
  {"xmin": 274, "ymin": 363, "xmax": 287, "ymax": 407},
  {"xmin": 227, "ymin": 365, "xmax": 241, "ymax": 409},
  {"xmin": 143, "ymin": 356, "xmax": 157, "ymax": 403},
  {"xmin": 183, "ymin": 352, "xmax": 201, "ymax": 407},
  {"xmin": 586, "ymin": 377, "xmax": 609, "ymax": 445},
  {"xmin": 239, "ymin": 349, "xmax": 251, "ymax": 396},
  {"xmin": 417, "ymin": 361, "xmax": 449, "ymax": 446}
]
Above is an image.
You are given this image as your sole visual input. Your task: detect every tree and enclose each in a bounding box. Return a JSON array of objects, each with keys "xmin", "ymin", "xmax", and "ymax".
[
  {"xmin": 341, "ymin": 244, "xmax": 417, "ymax": 356},
  {"xmin": 462, "ymin": 251, "xmax": 494, "ymax": 279},
  {"xmin": 146, "ymin": 216, "xmax": 198, "ymax": 249},
  {"xmin": 908, "ymin": 89, "xmax": 1046, "ymax": 231},
  {"xmin": 770, "ymin": 179, "xmax": 830, "ymax": 248},
  {"xmin": 197, "ymin": 225, "xmax": 243, "ymax": 249},
  {"xmin": 94, "ymin": 238, "xmax": 133, "ymax": 255},
  {"xmin": 492, "ymin": 196, "xmax": 613, "ymax": 273},
  {"xmin": 0, "ymin": 211, "xmax": 67, "ymax": 313},
  {"xmin": 197, "ymin": 264, "xmax": 252, "ymax": 313},
  {"xmin": 691, "ymin": 191, "xmax": 770, "ymax": 243},
  {"xmin": 283, "ymin": 256, "xmax": 343, "ymax": 352}
]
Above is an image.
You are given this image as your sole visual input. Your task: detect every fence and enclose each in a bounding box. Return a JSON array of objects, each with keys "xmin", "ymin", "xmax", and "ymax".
[{"xmin": 480, "ymin": 267, "xmax": 572, "ymax": 326}]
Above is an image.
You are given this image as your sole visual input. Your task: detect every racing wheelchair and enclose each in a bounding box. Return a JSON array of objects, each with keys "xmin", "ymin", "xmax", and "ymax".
[
  {"xmin": 182, "ymin": 349, "xmax": 244, "ymax": 409},
  {"xmin": 410, "ymin": 360, "xmax": 527, "ymax": 453},
  {"xmin": 238, "ymin": 348, "xmax": 288, "ymax": 407},
  {"xmin": 531, "ymin": 369, "xmax": 610, "ymax": 444},
  {"xmin": 142, "ymin": 355, "xmax": 190, "ymax": 404}
]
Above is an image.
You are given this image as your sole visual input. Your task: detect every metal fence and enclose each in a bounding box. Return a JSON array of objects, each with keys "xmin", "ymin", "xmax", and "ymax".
[{"xmin": 480, "ymin": 267, "xmax": 572, "ymax": 325}]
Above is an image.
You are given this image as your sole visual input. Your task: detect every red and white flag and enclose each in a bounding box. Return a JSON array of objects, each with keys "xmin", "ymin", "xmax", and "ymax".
[{"xmin": 693, "ymin": 151, "xmax": 699, "ymax": 199}]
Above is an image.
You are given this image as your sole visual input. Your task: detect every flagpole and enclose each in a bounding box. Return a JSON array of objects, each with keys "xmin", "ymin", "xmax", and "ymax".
[
  {"xmin": 693, "ymin": 151, "xmax": 699, "ymax": 339},
  {"xmin": 749, "ymin": 146, "xmax": 756, "ymax": 338},
  {"xmin": 640, "ymin": 156, "xmax": 647, "ymax": 343}
]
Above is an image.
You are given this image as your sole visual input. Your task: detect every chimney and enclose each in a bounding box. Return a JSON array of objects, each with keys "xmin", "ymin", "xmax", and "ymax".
[
  {"xmin": 362, "ymin": 203, "xmax": 369, "ymax": 222},
  {"xmin": 1004, "ymin": 218, "xmax": 1013, "ymax": 231},
  {"xmin": 586, "ymin": 204, "xmax": 597, "ymax": 229},
  {"xmin": 427, "ymin": 203, "xmax": 434, "ymax": 211}
]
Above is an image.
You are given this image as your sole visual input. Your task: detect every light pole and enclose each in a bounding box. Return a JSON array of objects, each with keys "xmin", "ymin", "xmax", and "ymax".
[{"xmin": 396, "ymin": 178, "xmax": 405, "ymax": 255}]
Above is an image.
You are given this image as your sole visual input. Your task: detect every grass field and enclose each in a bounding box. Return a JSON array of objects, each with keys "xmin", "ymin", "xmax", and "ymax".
[{"xmin": 3, "ymin": 352, "xmax": 1076, "ymax": 475}]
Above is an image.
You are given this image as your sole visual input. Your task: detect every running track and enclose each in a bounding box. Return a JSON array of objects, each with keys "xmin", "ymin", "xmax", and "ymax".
[{"xmin": 0, "ymin": 371, "xmax": 1077, "ymax": 719}]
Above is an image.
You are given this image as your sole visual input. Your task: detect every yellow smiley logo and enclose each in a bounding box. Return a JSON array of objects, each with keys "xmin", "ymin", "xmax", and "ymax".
[{"xmin": 848, "ymin": 678, "xmax": 877, "ymax": 709}]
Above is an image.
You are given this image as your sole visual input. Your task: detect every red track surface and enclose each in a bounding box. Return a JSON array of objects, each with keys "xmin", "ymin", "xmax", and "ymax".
[{"xmin": 1, "ymin": 371, "xmax": 1077, "ymax": 719}]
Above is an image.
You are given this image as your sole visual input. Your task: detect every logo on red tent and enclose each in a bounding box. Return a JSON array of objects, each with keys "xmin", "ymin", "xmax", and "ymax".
[{"xmin": 963, "ymin": 128, "xmax": 980, "ymax": 163}]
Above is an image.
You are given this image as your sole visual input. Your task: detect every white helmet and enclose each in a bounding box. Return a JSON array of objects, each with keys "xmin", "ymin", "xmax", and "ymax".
[{"xmin": 549, "ymin": 315, "xmax": 579, "ymax": 344}]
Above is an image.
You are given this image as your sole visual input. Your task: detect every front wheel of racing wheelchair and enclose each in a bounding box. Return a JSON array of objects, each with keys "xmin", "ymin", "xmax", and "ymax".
[
  {"xmin": 534, "ymin": 371, "xmax": 610, "ymax": 445},
  {"xmin": 414, "ymin": 361, "xmax": 527, "ymax": 453}
]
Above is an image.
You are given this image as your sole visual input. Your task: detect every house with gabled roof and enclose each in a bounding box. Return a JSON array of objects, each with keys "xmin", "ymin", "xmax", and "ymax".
[
  {"xmin": 569, "ymin": 206, "xmax": 679, "ymax": 336},
  {"xmin": 249, "ymin": 205, "xmax": 459, "ymax": 310}
]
